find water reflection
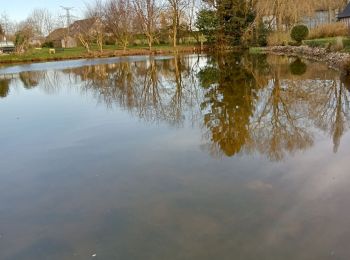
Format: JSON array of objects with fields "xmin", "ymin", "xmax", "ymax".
[
  {"xmin": 0, "ymin": 78, "xmax": 10, "ymax": 97},
  {"xmin": 2, "ymin": 54, "xmax": 350, "ymax": 160}
]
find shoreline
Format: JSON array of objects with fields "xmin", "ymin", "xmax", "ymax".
[
  {"xmin": 0, "ymin": 46, "xmax": 206, "ymax": 66},
  {"xmin": 258, "ymin": 46, "xmax": 350, "ymax": 72}
]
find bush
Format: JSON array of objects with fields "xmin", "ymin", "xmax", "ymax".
[
  {"xmin": 291, "ymin": 25, "xmax": 309, "ymax": 43},
  {"xmin": 256, "ymin": 23, "xmax": 269, "ymax": 46},
  {"xmin": 42, "ymin": 41, "xmax": 54, "ymax": 48},
  {"xmin": 331, "ymin": 37, "xmax": 344, "ymax": 51},
  {"xmin": 308, "ymin": 22, "xmax": 348, "ymax": 39}
]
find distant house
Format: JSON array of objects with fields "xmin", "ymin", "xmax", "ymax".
[
  {"xmin": 69, "ymin": 18, "xmax": 102, "ymax": 37},
  {"xmin": 0, "ymin": 41, "xmax": 15, "ymax": 53},
  {"xmin": 46, "ymin": 28, "xmax": 77, "ymax": 48},
  {"xmin": 29, "ymin": 36, "xmax": 45, "ymax": 47},
  {"xmin": 264, "ymin": 9, "xmax": 339, "ymax": 31},
  {"xmin": 303, "ymin": 9, "xmax": 338, "ymax": 29},
  {"xmin": 45, "ymin": 18, "xmax": 103, "ymax": 49},
  {"xmin": 338, "ymin": 3, "xmax": 350, "ymax": 26}
]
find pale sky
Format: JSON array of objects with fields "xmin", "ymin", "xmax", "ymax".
[{"xmin": 1, "ymin": 0, "xmax": 86, "ymax": 22}]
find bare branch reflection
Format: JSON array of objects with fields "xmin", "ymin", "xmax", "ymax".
[{"xmin": 3, "ymin": 54, "xmax": 350, "ymax": 160}]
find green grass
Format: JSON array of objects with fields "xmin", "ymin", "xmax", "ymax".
[
  {"xmin": 303, "ymin": 37, "xmax": 350, "ymax": 51},
  {"xmin": 0, "ymin": 44, "xmax": 198, "ymax": 64},
  {"xmin": 0, "ymin": 47, "xmax": 88, "ymax": 63},
  {"xmin": 249, "ymin": 47, "xmax": 264, "ymax": 54}
]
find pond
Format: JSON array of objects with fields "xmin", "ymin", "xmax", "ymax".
[{"xmin": 1, "ymin": 53, "xmax": 350, "ymax": 259}]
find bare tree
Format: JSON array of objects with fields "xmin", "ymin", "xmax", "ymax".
[
  {"xmin": 254, "ymin": 0, "xmax": 347, "ymax": 31},
  {"xmin": 26, "ymin": 9, "xmax": 58, "ymax": 36},
  {"xmin": 133, "ymin": 0, "xmax": 161, "ymax": 50},
  {"xmin": 166, "ymin": 0, "xmax": 188, "ymax": 47},
  {"xmin": 15, "ymin": 21, "xmax": 35, "ymax": 53},
  {"xmin": 0, "ymin": 12, "xmax": 16, "ymax": 39},
  {"xmin": 84, "ymin": 1, "xmax": 106, "ymax": 52},
  {"xmin": 103, "ymin": 0, "xmax": 134, "ymax": 51}
]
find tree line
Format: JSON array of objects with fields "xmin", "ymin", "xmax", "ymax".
[{"xmin": 0, "ymin": 0, "xmax": 348, "ymax": 51}]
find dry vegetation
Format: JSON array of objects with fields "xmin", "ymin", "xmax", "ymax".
[
  {"xmin": 267, "ymin": 31, "xmax": 291, "ymax": 46},
  {"xmin": 308, "ymin": 22, "xmax": 349, "ymax": 39}
]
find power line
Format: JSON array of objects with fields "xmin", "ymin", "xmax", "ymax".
[{"xmin": 60, "ymin": 6, "xmax": 74, "ymax": 28}]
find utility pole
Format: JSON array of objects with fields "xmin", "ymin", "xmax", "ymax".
[
  {"xmin": 60, "ymin": 6, "xmax": 74, "ymax": 48},
  {"xmin": 60, "ymin": 6, "xmax": 74, "ymax": 28}
]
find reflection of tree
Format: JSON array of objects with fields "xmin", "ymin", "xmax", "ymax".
[
  {"xmin": 0, "ymin": 78, "xmax": 10, "ymax": 98},
  {"xmin": 64, "ymin": 55, "xmax": 204, "ymax": 126},
  {"xmin": 18, "ymin": 72, "xmax": 44, "ymax": 88},
  {"xmin": 199, "ymin": 54, "xmax": 349, "ymax": 160},
  {"xmin": 3, "ymin": 54, "xmax": 350, "ymax": 160},
  {"xmin": 251, "ymin": 67, "xmax": 313, "ymax": 161},
  {"xmin": 309, "ymin": 76, "xmax": 350, "ymax": 153},
  {"xmin": 199, "ymin": 53, "xmax": 258, "ymax": 157},
  {"xmin": 289, "ymin": 58, "xmax": 307, "ymax": 76}
]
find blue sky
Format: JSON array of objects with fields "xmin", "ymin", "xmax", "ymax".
[{"xmin": 2, "ymin": 0, "xmax": 86, "ymax": 22}]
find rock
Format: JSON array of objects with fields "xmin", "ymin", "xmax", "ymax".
[{"xmin": 260, "ymin": 45, "xmax": 350, "ymax": 72}]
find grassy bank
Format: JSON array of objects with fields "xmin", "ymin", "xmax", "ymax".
[
  {"xmin": 303, "ymin": 37, "xmax": 350, "ymax": 52},
  {"xmin": 249, "ymin": 47, "xmax": 264, "ymax": 54},
  {"xmin": 0, "ymin": 44, "xmax": 202, "ymax": 64}
]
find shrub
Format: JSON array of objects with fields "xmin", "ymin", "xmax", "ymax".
[
  {"xmin": 257, "ymin": 23, "xmax": 269, "ymax": 46},
  {"xmin": 308, "ymin": 22, "xmax": 348, "ymax": 39},
  {"xmin": 331, "ymin": 37, "xmax": 344, "ymax": 51},
  {"xmin": 42, "ymin": 41, "xmax": 54, "ymax": 48},
  {"xmin": 291, "ymin": 25, "xmax": 309, "ymax": 43}
]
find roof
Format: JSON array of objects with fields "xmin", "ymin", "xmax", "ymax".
[
  {"xmin": 46, "ymin": 28, "xmax": 67, "ymax": 41},
  {"xmin": 68, "ymin": 18, "xmax": 99, "ymax": 35},
  {"xmin": 46, "ymin": 18, "xmax": 101, "ymax": 41},
  {"xmin": 339, "ymin": 3, "xmax": 350, "ymax": 19}
]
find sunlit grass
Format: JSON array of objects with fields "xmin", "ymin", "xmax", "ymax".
[{"xmin": 0, "ymin": 44, "xmax": 198, "ymax": 63}]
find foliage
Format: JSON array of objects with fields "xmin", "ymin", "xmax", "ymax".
[
  {"xmin": 331, "ymin": 37, "xmax": 344, "ymax": 52},
  {"xmin": 291, "ymin": 25, "xmax": 309, "ymax": 43},
  {"xmin": 197, "ymin": 0, "xmax": 255, "ymax": 46},
  {"xmin": 252, "ymin": 22, "xmax": 269, "ymax": 46},
  {"xmin": 195, "ymin": 9, "xmax": 219, "ymax": 44},
  {"xmin": 42, "ymin": 41, "xmax": 54, "ymax": 48},
  {"xmin": 0, "ymin": 79, "xmax": 10, "ymax": 98},
  {"xmin": 217, "ymin": 0, "xmax": 255, "ymax": 46},
  {"xmin": 308, "ymin": 22, "xmax": 348, "ymax": 39},
  {"xmin": 249, "ymin": 47, "xmax": 263, "ymax": 54},
  {"xmin": 198, "ymin": 53, "xmax": 260, "ymax": 156}
]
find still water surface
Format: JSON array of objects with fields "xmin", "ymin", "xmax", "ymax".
[{"xmin": 1, "ymin": 53, "xmax": 350, "ymax": 259}]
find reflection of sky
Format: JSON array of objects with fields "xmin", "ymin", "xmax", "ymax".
[
  {"xmin": 1, "ymin": 56, "xmax": 350, "ymax": 259},
  {"xmin": 0, "ymin": 56, "xmax": 174, "ymax": 75}
]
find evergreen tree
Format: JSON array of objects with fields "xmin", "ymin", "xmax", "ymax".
[
  {"xmin": 197, "ymin": 0, "xmax": 255, "ymax": 47},
  {"xmin": 217, "ymin": 0, "xmax": 255, "ymax": 46}
]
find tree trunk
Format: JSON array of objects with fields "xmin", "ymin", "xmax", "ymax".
[
  {"xmin": 148, "ymin": 37, "xmax": 152, "ymax": 51},
  {"xmin": 123, "ymin": 40, "xmax": 128, "ymax": 52},
  {"xmin": 173, "ymin": 11, "xmax": 177, "ymax": 48}
]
